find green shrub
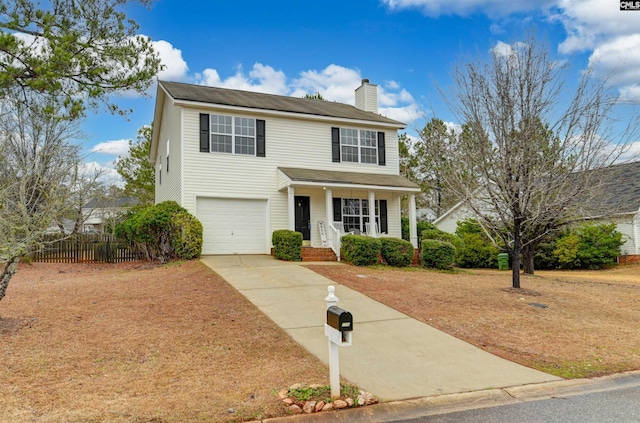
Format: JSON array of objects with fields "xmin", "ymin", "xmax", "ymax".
[
  {"xmin": 421, "ymin": 239, "xmax": 456, "ymax": 270},
  {"xmin": 341, "ymin": 235, "xmax": 381, "ymax": 266},
  {"xmin": 172, "ymin": 211, "xmax": 203, "ymax": 260},
  {"xmin": 455, "ymin": 233, "xmax": 499, "ymax": 268},
  {"xmin": 534, "ymin": 235, "xmax": 562, "ymax": 270},
  {"xmin": 115, "ymin": 201, "xmax": 203, "ymax": 262},
  {"xmin": 380, "ymin": 237, "xmax": 415, "ymax": 267},
  {"xmin": 272, "ymin": 230, "xmax": 302, "ymax": 261},
  {"xmin": 420, "ymin": 228, "xmax": 462, "ymax": 251},
  {"xmin": 401, "ymin": 217, "xmax": 435, "ymax": 245},
  {"xmin": 454, "ymin": 219, "xmax": 499, "ymax": 268},
  {"xmin": 554, "ymin": 223, "xmax": 623, "ymax": 270}
]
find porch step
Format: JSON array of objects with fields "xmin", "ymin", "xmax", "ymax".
[{"xmin": 302, "ymin": 247, "xmax": 338, "ymax": 262}]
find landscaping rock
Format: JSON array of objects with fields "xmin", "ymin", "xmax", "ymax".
[
  {"xmin": 322, "ymin": 403, "xmax": 334, "ymax": 411},
  {"xmin": 277, "ymin": 389, "xmax": 288, "ymax": 399},
  {"xmin": 282, "ymin": 398, "xmax": 294, "ymax": 405},
  {"xmin": 315, "ymin": 400, "xmax": 325, "ymax": 412},
  {"xmin": 334, "ymin": 400, "xmax": 348, "ymax": 409},
  {"xmin": 303, "ymin": 401, "xmax": 317, "ymax": 414},
  {"xmin": 346, "ymin": 398, "xmax": 354, "ymax": 407},
  {"xmin": 289, "ymin": 405, "xmax": 302, "ymax": 414}
]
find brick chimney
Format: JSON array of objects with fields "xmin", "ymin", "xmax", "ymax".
[{"xmin": 355, "ymin": 79, "xmax": 378, "ymax": 113}]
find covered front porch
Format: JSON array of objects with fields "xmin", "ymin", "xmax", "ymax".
[{"xmin": 278, "ymin": 167, "xmax": 421, "ymax": 261}]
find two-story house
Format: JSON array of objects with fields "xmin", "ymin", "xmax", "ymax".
[{"xmin": 150, "ymin": 79, "xmax": 420, "ymax": 259}]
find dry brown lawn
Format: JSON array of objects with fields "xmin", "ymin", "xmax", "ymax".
[
  {"xmin": 2, "ymin": 260, "xmax": 639, "ymax": 422},
  {"xmin": 306, "ymin": 263, "xmax": 640, "ymax": 379},
  {"xmin": 0, "ymin": 261, "xmax": 328, "ymax": 423}
]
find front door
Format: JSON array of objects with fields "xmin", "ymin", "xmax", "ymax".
[{"xmin": 294, "ymin": 196, "xmax": 311, "ymax": 244}]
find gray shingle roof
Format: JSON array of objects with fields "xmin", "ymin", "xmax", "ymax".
[
  {"xmin": 159, "ymin": 80, "xmax": 405, "ymax": 127},
  {"xmin": 83, "ymin": 197, "xmax": 139, "ymax": 209},
  {"xmin": 598, "ymin": 161, "xmax": 640, "ymax": 214},
  {"xmin": 279, "ymin": 167, "xmax": 420, "ymax": 190}
]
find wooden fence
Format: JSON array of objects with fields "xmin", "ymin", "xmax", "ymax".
[{"xmin": 31, "ymin": 234, "xmax": 139, "ymax": 264}]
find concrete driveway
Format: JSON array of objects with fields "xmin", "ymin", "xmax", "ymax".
[{"xmin": 201, "ymin": 255, "xmax": 561, "ymax": 401}]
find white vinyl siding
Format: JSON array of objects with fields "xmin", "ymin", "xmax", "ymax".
[
  {"xmin": 154, "ymin": 100, "xmax": 182, "ymax": 204},
  {"xmin": 178, "ymin": 107, "xmax": 403, "ymax": 248}
]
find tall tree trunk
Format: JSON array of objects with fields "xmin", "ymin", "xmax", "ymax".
[
  {"xmin": 512, "ymin": 226, "xmax": 522, "ymax": 289},
  {"xmin": 522, "ymin": 244, "xmax": 535, "ymax": 275},
  {"xmin": 0, "ymin": 258, "xmax": 19, "ymax": 304}
]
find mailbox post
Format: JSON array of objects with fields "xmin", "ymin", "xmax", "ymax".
[{"xmin": 324, "ymin": 285, "xmax": 353, "ymax": 399}]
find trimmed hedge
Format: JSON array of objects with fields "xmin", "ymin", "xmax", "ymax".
[
  {"xmin": 421, "ymin": 239, "xmax": 456, "ymax": 270},
  {"xmin": 342, "ymin": 235, "xmax": 381, "ymax": 266},
  {"xmin": 380, "ymin": 237, "xmax": 415, "ymax": 267},
  {"xmin": 272, "ymin": 230, "xmax": 302, "ymax": 261},
  {"xmin": 421, "ymin": 228, "xmax": 463, "ymax": 251}
]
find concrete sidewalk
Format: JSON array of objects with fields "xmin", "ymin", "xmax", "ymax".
[{"xmin": 200, "ymin": 255, "xmax": 561, "ymax": 402}]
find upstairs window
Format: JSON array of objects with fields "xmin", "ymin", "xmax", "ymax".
[
  {"xmin": 340, "ymin": 128, "xmax": 377, "ymax": 164},
  {"xmin": 200, "ymin": 113, "xmax": 265, "ymax": 157},
  {"xmin": 332, "ymin": 127, "xmax": 385, "ymax": 165}
]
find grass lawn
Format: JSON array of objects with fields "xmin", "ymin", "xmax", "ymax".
[
  {"xmin": 1, "ymin": 259, "xmax": 639, "ymax": 422},
  {"xmin": 0, "ymin": 261, "xmax": 328, "ymax": 423}
]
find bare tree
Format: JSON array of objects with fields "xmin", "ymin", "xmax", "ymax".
[
  {"xmin": 440, "ymin": 34, "xmax": 639, "ymax": 288},
  {"xmin": 0, "ymin": 93, "xmax": 84, "ymax": 304}
]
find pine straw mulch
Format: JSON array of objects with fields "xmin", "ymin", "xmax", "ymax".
[
  {"xmin": 0, "ymin": 260, "xmax": 328, "ymax": 423},
  {"xmin": 305, "ymin": 263, "xmax": 640, "ymax": 379}
]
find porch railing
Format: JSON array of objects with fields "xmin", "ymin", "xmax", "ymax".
[{"xmin": 327, "ymin": 223, "xmax": 342, "ymax": 261}]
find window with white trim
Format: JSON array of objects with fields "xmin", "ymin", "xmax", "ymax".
[
  {"xmin": 340, "ymin": 128, "xmax": 377, "ymax": 164},
  {"xmin": 209, "ymin": 114, "xmax": 255, "ymax": 155},
  {"xmin": 342, "ymin": 198, "xmax": 380, "ymax": 233}
]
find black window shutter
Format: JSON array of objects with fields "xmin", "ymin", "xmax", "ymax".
[
  {"xmin": 256, "ymin": 119, "xmax": 266, "ymax": 157},
  {"xmin": 331, "ymin": 127, "xmax": 340, "ymax": 162},
  {"xmin": 379, "ymin": 200, "xmax": 388, "ymax": 233},
  {"xmin": 332, "ymin": 198, "xmax": 342, "ymax": 222},
  {"xmin": 199, "ymin": 114, "xmax": 210, "ymax": 152},
  {"xmin": 377, "ymin": 132, "xmax": 386, "ymax": 166}
]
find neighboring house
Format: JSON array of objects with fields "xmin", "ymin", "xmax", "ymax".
[
  {"xmin": 45, "ymin": 218, "xmax": 76, "ymax": 235},
  {"xmin": 82, "ymin": 197, "xmax": 139, "ymax": 234},
  {"xmin": 150, "ymin": 79, "xmax": 421, "ymax": 258},
  {"xmin": 433, "ymin": 161, "xmax": 640, "ymax": 261}
]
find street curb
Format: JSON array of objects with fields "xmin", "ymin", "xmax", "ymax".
[{"xmin": 262, "ymin": 371, "xmax": 640, "ymax": 423}]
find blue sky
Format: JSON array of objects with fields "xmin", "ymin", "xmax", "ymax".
[{"xmin": 84, "ymin": 0, "xmax": 640, "ymax": 183}]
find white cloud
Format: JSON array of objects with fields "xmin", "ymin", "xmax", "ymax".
[
  {"xmin": 292, "ymin": 64, "xmax": 363, "ymax": 104},
  {"xmin": 618, "ymin": 85, "xmax": 640, "ymax": 103},
  {"xmin": 189, "ymin": 61, "xmax": 422, "ymax": 125},
  {"xmin": 195, "ymin": 63, "xmax": 288, "ymax": 95},
  {"xmin": 153, "ymin": 39, "xmax": 189, "ymax": 81},
  {"xmin": 382, "ymin": 0, "xmax": 556, "ymax": 17},
  {"xmin": 552, "ymin": 0, "xmax": 639, "ymax": 54},
  {"xmin": 385, "ymin": 80, "xmax": 401, "ymax": 90},
  {"xmin": 381, "ymin": 1, "xmax": 640, "ymax": 102},
  {"xmin": 588, "ymin": 34, "xmax": 640, "ymax": 92},
  {"xmin": 91, "ymin": 139, "xmax": 130, "ymax": 156}
]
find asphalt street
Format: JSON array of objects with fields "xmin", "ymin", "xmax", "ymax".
[{"xmin": 393, "ymin": 384, "xmax": 640, "ymax": 423}]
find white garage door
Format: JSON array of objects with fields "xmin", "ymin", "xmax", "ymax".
[{"xmin": 196, "ymin": 198, "xmax": 268, "ymax": 255}]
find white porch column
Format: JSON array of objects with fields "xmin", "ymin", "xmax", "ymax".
[
  {"xmin": 409, "ymin": 194, "xmax": 418, "ymax": 248},
  {"xmin": 325, "ymin": 188, "xmax": 333, "ymax": 244},
  {"xmin": 288, "ymin": 186, "xmax": 295, "ymax": 231},
  {"xmin": 368, "ymin": 191, "xmax": 377, "ymax": 237},
  {"xmin": 325, "ymin": 188, "xmax": 333, "ymax": 226}
]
